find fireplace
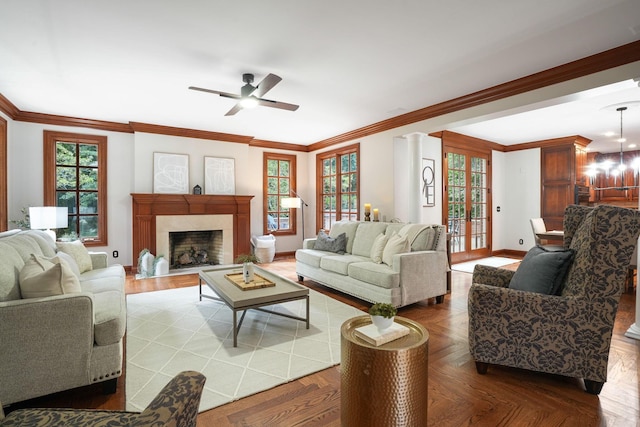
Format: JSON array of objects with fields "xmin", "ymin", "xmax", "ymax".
[
  {"xmin": 156, "ymin": 214, "xmax": 234, "ymax": 267},
  {"xmin": 169, "ymin": 230, "xmax": 223, "ymax": 269},
  {"xmin": 131, "ymin": 194, "xmax": 253, "ymax": 274}
]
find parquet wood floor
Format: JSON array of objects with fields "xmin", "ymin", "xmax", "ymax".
[{"xmin": 6, "ymin": 258, "xmax": 639, "ymax": 426}]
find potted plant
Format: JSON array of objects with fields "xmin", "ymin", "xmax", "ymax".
[
  {"xmin": 369, "ymin": 302, "xmax": 397, "ymax": 331},
  {"xmin": 235, "ymin": 253, "xmax": 259, "ymax": 283}
]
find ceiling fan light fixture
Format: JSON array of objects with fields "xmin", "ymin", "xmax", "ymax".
[{"xmin": 240, "ymin": 96, "xmax": 259, "ymax": 109}]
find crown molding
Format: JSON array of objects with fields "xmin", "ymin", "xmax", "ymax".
[
  {"xmin": 250, "ymin": 139, "xmax": 309, "ymax": 152},
  {"xmin": 437, "ymin": 130, "xmax": 504, "ymax": 153},
  {"xmin": 128, "ymin": 121, "xmax": 253, "ymax": 143},
  {"xmin": 0, "ymin": 94, "xmax": 20, "ymax": 119},
  {"xmin": 14, "ymin": 110, "xmax": 133, "ymax": 133},
  {"xmin": 309, "ymin": 40, "xmax": 640, "ymax": 152},
  {"xmin": 503, "ymin": 135, "xmax": 592, "ymax": 152}
]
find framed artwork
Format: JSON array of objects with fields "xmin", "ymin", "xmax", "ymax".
[
  {"xmin": 153, "ymin": 152, "xmax": 189, "ymax": 194},
  {"xmin": 204, "ymin": 157, "xmax": 236, "ymax": 195},
  {"xmin": 421, "ymin": 158, "xmax": 436, "ymax": 207}
]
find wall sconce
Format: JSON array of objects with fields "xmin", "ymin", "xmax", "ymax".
[{"xmin": 29, "ymin": 206, "xmax": 68, "ymax": 243}]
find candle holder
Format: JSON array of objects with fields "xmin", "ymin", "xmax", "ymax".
[{"xmin": 364, "ymin": 203, "xmax": 371, "ymax": 221}]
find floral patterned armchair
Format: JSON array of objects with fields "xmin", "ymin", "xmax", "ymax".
[
  {"xmin": 0, "ymin": 371, "xmax": 205, "ymax": 426},
  {"xmin": 468, "ymin": 204, "xmax": 640, "ymax": 394}
]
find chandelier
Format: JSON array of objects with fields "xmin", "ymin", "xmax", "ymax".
[{"xmin": 587, "ymin": 106, "xmax": 640, "ymax": 190}]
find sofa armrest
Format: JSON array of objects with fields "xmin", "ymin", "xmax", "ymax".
[
  {"xmin": 471, "ymin": 264, "xmax": 514, "ymax": 288},
  {"xmin": 0, "ymin": 294, "xmax": 95, "ymax": 405},
  {"xmin": 89, "ymin": 251, "xmax": 108, "ymax": 269},
  {"xmin": 302, "ymin": 238, "xmax": 317, "ymax": 250},
  {"xmin": 393, "ymin": 250, "xmax": 447, "ymax": 305}
]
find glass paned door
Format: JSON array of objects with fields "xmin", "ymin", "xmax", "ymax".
[{"xmin": 445, "ymin": 149, "xmax": 491, "ymax": 263}]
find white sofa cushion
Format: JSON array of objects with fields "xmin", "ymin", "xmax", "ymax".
[
  {"xmin": 351, "ymin": 222, "xmax": 388, "ymax": 257},
  {"xmin": 19, "ymin": 254, "xmax": 81, "ymax": 298},
  {"xmin": 296, "ymin": 249, "xmax": 332, "ymax": 268},
  {"xmin": 320, "ymin": 254, "xmax": 369, "ymax": 275},
  {"xmin": 0, "ymin": 242, "xmax": 25, "ymax": 301},
  {"xmin": 328, "ymin": 221, "xmax": 360, "ymax": 254},
  {"xmin": 57, "ymin": 240, "xmax": 93, "ymax": 273},
  {"xmin": 382, "ymin": 233, "xmax": 410, "ymax": 267},
  {"xmin": 348, "ymin": 261, "xmax": 400, "ymax": 289},
  {"xmin": 370, "ymin": 233, "xmax": 389, "ymax": 264},
  {"xmin": 53, "ymin": 251, "xmax": 81, "ymax": 277},
  {"xmin": 399, "ymin": 224, "xmax": 439, "ymax": 251}
]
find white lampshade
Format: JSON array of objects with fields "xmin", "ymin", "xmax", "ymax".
[
  {"xmin": 29, "ymin": 207, "xmax": 68, "ymax": 242},
  {"xmin": 281, "ymin": 197, "xmax": 302, "ymax": 209}
]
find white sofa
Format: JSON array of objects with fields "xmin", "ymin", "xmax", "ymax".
[
  {"xmin": 0, "ymin": 229, "xmax": 126, "ymax": 406},
  {"xmin": 295, "ymin": 221, "xmax": 448, "ymax": 307}
]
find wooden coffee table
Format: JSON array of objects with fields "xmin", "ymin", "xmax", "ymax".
[{"xmin": 198, "ymin": 265, "xmax": 310, "ymax": 347}]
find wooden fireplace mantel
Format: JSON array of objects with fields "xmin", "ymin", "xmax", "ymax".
[{"xmin": 131, "ymin": 193, "xmax": 253, "ymax": 272}]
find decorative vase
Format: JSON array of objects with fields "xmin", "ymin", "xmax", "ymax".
[
  {"xmin": 154, "ymin": 257, "xmax": 169, "ymax": 276},
  {"xmin": 140, "ymin": 252, "xmax": 155, "ymax": 278},
  {"xmin": 371, "ymin": 315, "xmax": 394, "ymax": 331},
  {"xmin": 243, "ymin": 262, "xmax": 255, "ymax": 283}
]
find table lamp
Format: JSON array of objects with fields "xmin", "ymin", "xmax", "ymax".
[{"xmin": 29, "ymin": 206, "xmax": 69, "ymax": 243}]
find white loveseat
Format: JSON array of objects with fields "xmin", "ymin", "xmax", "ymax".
[
  {"xmin": 0, "ymin": 229, "xmax": 126, "ymax": 406},
  {"xmin": 295, "ymin": 221, "xmax": 448, "ymax": 307}
]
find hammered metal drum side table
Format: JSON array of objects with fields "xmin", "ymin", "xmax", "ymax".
[{"xmin": 341, "ymin": 315, "xmax": 429, "ymax": 427}]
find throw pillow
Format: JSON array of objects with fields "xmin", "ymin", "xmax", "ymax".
[
  {"xmin": 370, "ymin": 233, "xmax": 389, "ymax": 264},
  {"xmin": 19, "ymin": 254, "xmax": 82, "ymax": 299},
  {"xmin": 51, "ymin": 251, "xmax": 81, "ymax": 278},
  {"xmin": 314, "ymin": 230, "xmax": 347, "ymax": 254},
  {"xmin": 57, "ymin": 240, "xmax": 92, "ymax": 273},
  {"xmin": 509, "ymin": 245, "xmax": 575, "ymax": 295},
  {"xmin": 382, "ymin": 233, "xmax": 410, "ymax": 267}
]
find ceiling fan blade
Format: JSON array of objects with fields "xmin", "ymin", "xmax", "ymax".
[
  {"xmin": 188, "ymin": 86, "xmax": 240, "ymax": 99},
  {"xmin": 257, "ymin": 98, "xmax": 299, "ymax": 111},
  {"xmin": 225, "ymin": 103, "xmax": 243, "ymax": 116},
  {"xmin": 254, "ymin": 74, "xmax": 282, "ymax": 98}
]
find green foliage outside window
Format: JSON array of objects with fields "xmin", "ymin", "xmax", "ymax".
[{"xmin": 56, "ymin": 142, "xmax": 99, "ymax": 240}]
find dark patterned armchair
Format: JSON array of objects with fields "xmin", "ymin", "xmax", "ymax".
[
  {"xmin": 0, "ymin": 371, "xmax": 205, "ymax": 426},
  {"xmin": 468, "ymin": 205, "xmax": 640, "ymax": 394}
]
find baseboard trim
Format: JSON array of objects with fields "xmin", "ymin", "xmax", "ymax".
[{"xmin": 492, "ymin": 249, "xmax": 526, "ymax": 258}]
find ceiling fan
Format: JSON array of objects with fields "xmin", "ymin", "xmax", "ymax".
[{"xmin": 189, "ymin": 73, "xmax": 299, "ymax": 116}]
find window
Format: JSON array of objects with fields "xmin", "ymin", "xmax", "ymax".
[
  {"xmin": 316, "ymin": 143, "xmax": 359, "ymax": 231},
  {"xmin": 44, "ymin": 131, "xmax": 108, "ymax": 246},
  {"xmin": 264, "ymin": 152, "xmax": 296, "ymax": 235}
]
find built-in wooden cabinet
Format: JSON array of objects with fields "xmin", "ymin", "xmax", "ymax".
[{"xmin": 540, "ymin": 136, "xmax": 590, "ymax": 230}]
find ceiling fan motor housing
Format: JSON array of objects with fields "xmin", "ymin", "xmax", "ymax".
[{"xmin": 241, "ymin": 73, "xmax": 256, "ymax": 97}]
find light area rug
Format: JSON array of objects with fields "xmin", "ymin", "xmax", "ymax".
[
  {"xmin": 451, "ymin": 257, "xmax": 519, "ymax": 274},
  {"xmin": 125, "ymin": 285, "xmax": 363, "ymax": 413}
]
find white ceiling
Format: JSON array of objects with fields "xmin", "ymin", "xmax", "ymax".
[{"xmin": 1, "ymin": 0, "xmax": 639, "ymax": 148}]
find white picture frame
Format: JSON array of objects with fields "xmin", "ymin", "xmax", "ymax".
[
  {"xmin": 153, "ymin": 152, "xmax": 189, "ymax": 194},
  {"xmin": 204, "ymin": 156, "xmax": 236, "ymax": 195}
]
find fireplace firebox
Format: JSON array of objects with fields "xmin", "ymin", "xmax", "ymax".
[{"xmin": 169, "ymin": 230, "xmax": 223, "ymax": 269}]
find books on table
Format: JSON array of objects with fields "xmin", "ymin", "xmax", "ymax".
[{"xmin": 354, "ymin": 321, "xmax": 410, "ymax": 346}]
